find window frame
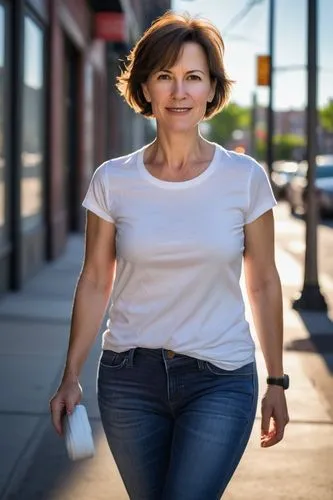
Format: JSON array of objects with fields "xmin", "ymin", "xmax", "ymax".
[
  {"xmin": 0, "ymin": 0, "xmax": 11, "ymax": 253},
  {"xmin": 20, "ymin": 6, "xmax": 47, "ymax": 231}
]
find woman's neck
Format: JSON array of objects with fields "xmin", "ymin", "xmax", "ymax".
[{"xmin": 145, "ymin": 129, "xmax": 213, "ymax": 171}]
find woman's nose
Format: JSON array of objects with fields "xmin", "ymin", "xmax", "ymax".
[{"xmin": 171, "ymin": 80, "xmax": 186, "ymax": 99}]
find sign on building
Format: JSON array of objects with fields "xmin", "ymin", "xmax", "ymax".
[{"xmin": 94, "ymin": 12, "xmax": 127, "ymax": 42}]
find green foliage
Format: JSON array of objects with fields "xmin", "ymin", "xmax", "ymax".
[
  {"xmin": 256, "ymin": 139, "xmax": 266, "ymax": 161},
  {"xmin": 320, "ymin": 101, "xmax": 333, "ymax": 132},
  {"xmin": 208, "ymin": 102, "xmax": 307, "ymax": 161},
  {"xmin": 256, "ymin": 134, "xmax": 305, "ymax": 161},
  {"xmin": 273, "ymin": 134, "xmax": 305, "ymax": 160},
  {"xmin": 208, "ymin": 103, "xmax": 250, "ymax": 145}
]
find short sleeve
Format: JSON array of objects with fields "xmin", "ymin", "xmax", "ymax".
[
  {"xmin": 245, "ymin": 160, "xmax": 277, "ymax": 224},
  {"xmin": 82, "ymin": 163, "xmax": 115, "ymax": 223}
]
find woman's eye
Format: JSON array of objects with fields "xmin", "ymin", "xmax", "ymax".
[
  {"xmin": 188, "ymin": 74, "xmax": 201, "ymax": 80},
  {"xmin": 157, "ymin": 74, "xmax": 170, "ymax": 80}
]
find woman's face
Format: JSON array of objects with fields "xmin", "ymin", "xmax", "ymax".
[{"xmin": 142, "ymin": 42, "xmax": 216, "ymax": 132}]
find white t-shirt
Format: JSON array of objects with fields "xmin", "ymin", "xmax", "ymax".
[{"xmin": 82, "ymin": 143, "xmax": 276, "ymax": 370}]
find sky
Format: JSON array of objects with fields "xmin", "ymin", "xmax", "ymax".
[{"xmin": 172, "ymin": 0, "xmax": 333, "ymax": 110}]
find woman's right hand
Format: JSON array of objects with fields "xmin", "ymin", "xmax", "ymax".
[{"xmin": 49, "ymin": 378, "xmax": 82, "ymax": 436}]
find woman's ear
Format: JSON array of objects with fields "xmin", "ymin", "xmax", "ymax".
[
  {"xmin": 208, "ymin": 79, "xmax": 217, "ymax": 103},
  {"xmin": 142, "ymin": 83, "xmax": 151, "ymax": 102}
]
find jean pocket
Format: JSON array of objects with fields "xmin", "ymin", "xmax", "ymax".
[
  {"xmin": 99, "ymin": 349, "xmax": 130, "ymax": 370},
  {"xmin": 205, "ymin": 361, "xmax": 255, "ymax": 377}
]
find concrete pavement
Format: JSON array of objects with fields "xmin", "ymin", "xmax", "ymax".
[{"xmin": 0, "ymin": 204, "xmax": 333, "ymax": 499}]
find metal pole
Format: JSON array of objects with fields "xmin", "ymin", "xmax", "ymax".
[
  {"xmin": 293, "ymin": 0, "xmax": 327, "ymax": 311},
  {"xmin": 250, "ymin": 91, "xmax": 257, "ymax": 157},
  {"xmin": 266, "ymin": 0, "xmax": 274, "ymax": 178}
]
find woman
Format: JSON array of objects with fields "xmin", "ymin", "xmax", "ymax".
[{"xmin": 50, "ymin": 11, "xmax": 289, "ymax": 499}]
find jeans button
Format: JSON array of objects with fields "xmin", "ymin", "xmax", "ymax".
[{"xmin": 166, "ymin": 350, "xmax": 175, "ymax": 359}]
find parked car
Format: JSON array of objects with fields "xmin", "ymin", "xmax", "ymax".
[
  {"xmin": 271, "ymin": 161, "xmax": 298, "ymax": 199},
  {"xmin": 286, "ymin": 156, "xmax": 333, "ymax": 217},
  {"xmin": 315, "ymin": 177, "xmax": 333, "ymax": 216}
]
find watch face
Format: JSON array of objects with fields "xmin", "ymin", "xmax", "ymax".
[{"xmin": 283, "ymin": 374, "xmax": 290, "ymax": 389}]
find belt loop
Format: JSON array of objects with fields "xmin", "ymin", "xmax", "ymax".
[
  {"xmin": 197, "ymin": 358, "xmax": 205, "ymax": 371},
  {"xmin": 127, "ymin": 348, "xmax": 136, "ymax": 367}
]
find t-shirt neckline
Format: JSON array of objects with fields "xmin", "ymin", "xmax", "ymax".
[{"xmin": 137, "ymin": 143, "xmax": 219, "ymax": 189}]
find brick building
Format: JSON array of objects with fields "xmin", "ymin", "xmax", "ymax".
[{"xmin": 0, "ymin": 0, "xmax": 170, "ymax": 293}]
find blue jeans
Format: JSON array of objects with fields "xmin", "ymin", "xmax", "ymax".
[{"xmin": 97, "ymin": 348, "xmax": 258, "ymax": 500}]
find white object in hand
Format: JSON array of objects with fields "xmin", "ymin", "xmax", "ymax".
[{"xmin": 64, "ymin": 404, "xmax": 95, "ymax": 461}]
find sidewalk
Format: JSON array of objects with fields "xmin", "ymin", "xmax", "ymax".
[{"xmin": 0, "ymin": 220, "xmax": 333, "ymax": 499}]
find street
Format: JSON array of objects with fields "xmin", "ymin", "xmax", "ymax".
[{"xmin": 0, "ymin": 202, "xmax": 333, "ymax": 500}]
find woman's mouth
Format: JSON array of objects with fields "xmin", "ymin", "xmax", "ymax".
[{"xmin": 165, "ymin": 107, "xmax": 192, "ymax": 113}]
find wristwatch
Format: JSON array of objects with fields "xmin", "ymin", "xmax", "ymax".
[{"xmin": 267, "ymin": 374, "xmax": 289, "ymax": 390}]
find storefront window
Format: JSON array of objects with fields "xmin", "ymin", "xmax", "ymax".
[
  {"xmin": 21, "ymin": 16, "xmax": 44, "ymax": 229},
  {"xmin": 0, "ymin": 4, "xmax": 6, "ymax": 237}
]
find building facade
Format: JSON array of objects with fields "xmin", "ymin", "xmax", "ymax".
[{"xmin": 0, "ymin": 0, "xmax": 170, "ymax": 294}]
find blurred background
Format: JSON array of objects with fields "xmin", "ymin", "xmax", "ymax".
[
  {"xmin": 0, "ymin": 1, "xmax": 333, "ymax": 499},
  {"xmin": 0, "ymin": 0, "xmax": 332, "ymax": 292}
]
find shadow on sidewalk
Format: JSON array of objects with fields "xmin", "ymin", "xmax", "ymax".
[
  {"xmin": 285, "ymin": 310, "xmax": 333, "ymax": 374},
  {"xmin": 4, "ymin": 421, "xmax": 105, "ymax": 500}
]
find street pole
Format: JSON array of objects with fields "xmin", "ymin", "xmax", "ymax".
[
  {"xmin": 266, "ymin": 0, "xmax": 274, "ymax": 178},
  {"xmin": 293, "ymin": 0, "xmax": 327, "ymax": 311},
  {"xmin": 250, "ymin": 91, "xmax": 257, "ymax": 157}
]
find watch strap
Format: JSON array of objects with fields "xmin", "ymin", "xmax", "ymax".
[{"xmin": 267, "ymin": 374, "xmax": 289, "ymax": 389}]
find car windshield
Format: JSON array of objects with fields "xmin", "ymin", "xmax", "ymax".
[
  {"xmin": 295, "ymin": 163, "xmax": 333, "ymax": 178},
  {"xmin": 316, "ymin": 165, "xmax": 333, "ymax": 178}
]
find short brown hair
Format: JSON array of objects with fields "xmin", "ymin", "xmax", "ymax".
[{"xmin": 116, "ymin": 11, "xmax": 233, "ymax": 119}]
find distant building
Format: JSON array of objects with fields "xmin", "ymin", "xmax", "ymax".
[
  {"xmin": 253, "ymin": 105, "xmax": 333, "ymax": 159},
  {"xmin": 275, "ymin": 110, "xmax": 305, "ymax": 137}
]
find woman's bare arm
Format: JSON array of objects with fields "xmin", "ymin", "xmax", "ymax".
[
  {"xmin": 50, "ymin": 210, "xmax": 116, "ymax": 434},
  {"xmin": 244, "ymin": 209, "xmax": 289, "ymax": 447}
]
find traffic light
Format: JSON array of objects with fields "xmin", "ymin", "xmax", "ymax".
[{"xmin": 257, "ymin": 55, "xmax": 271, "ymax": 86}]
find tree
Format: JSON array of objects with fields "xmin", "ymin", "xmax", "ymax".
[
  {"xmin": 320, "ymin": 100, "xmax": 333, "ymax": 132},
  {"xmin": 273, "ymin": 134, "xmax": 305, "ymax": 160},
  {"xmin": 208, "ymin": 103, "xmax": 250, "ymax": 145},
  {"xmin": 256, "ymin": 134, "xmax": 305, "ymax": 161}
]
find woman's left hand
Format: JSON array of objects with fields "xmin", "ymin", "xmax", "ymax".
[{"xmin": 261, "ymin": 386, "xmax": 289, "ymax": 448}]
